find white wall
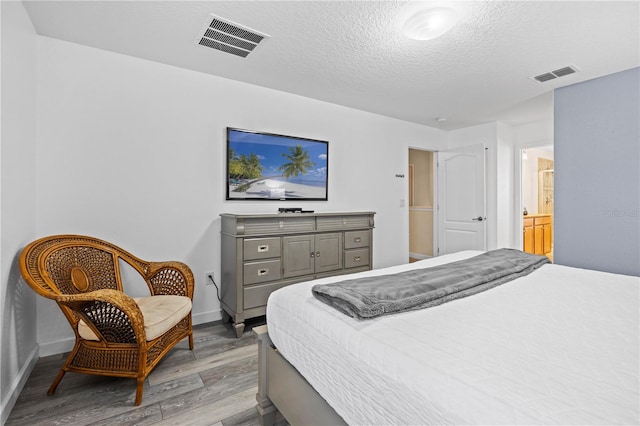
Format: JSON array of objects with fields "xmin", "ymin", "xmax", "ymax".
[
  {"xmin": 514, "ymin": 118, "xmax": 553, "ymax": 145},
  {"xmin": 495, "ymin": 122, "xmax": 514, "ymax": 248},
  {"xmin": 1, "ymin": 1, "xmax": 39, "ymax": 422},
  {"xmin": 35, "ymin": 36, "xmax": 447, "ymax": 355},
  {"xmin": 554, "ymin": 67, "xmax": 639, "ymax": 276}
]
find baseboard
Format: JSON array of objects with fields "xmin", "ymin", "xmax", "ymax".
[
  {"xmin": 409, "ymin": 253, "xmax": 432, "ymax": 260},
  {"xmin": 1, "ymin": 345, "xmax": 39, "ymax": 425},
  {"xmin": 38, "ymin": 336, "xmax": 75, "ymax": 357},
  {"xmin": 193, "ymin": 308, "xmax": 222, "ymax": 326}
]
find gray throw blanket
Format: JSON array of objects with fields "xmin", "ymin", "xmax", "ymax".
[{"xmin": 312, "ymin": 248, "xmax": 550, "ymax": 319}]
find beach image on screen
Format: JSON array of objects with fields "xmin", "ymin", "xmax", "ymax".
[{"xmin": 227, "ymin": 129, "xmax": 328, "ymax": 200}]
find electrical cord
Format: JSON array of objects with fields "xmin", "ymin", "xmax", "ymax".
[{"xmin": 208, "ymin": 274, "xmax": 221, "ymax": 301}]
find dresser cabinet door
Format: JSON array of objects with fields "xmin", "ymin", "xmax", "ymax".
[
  {"xmin": 282, "ymin": 235, "xmax": 315, "ymax": 278},
  {"xmin": 314, "ymin": 232, "xmax": 343, "ymax": 273},
  {"xmin": 283, "ymin": 233, "xmax": 344, "ymax": 277}
]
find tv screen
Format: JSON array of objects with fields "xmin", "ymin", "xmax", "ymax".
[{"xmin": 226, "ymin": 128, "xmax": 328, "ymax": 201}]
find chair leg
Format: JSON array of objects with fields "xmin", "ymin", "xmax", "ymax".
[
  {"xmin": 135, "ymin": 378, "xmax": 145, "ymax": 406},
  {"xmin": 188, "ymin": 332, "xmax": 194, "ymax": 350},
  {"xmin": 47, "ymin": 368, "xmax": 66, "ymax": 395}
]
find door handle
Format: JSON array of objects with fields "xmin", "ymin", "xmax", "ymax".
[{"xmin": 472, "ymin": 216, "xmax": 485, "ymax": 222}]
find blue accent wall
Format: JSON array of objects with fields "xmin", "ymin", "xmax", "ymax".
[{"xmin": 554, "ymin": 67, "xmax": 639, "ymax": 276}]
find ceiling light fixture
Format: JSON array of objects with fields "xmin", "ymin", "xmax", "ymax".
[{"xmin": 402, "ymin": 8, "xmax": 459, "ymax": 41}]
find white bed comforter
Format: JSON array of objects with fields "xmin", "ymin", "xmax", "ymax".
[{"xmin": 267, "ymin": 251, "xmax": 640, "ymax": 425}]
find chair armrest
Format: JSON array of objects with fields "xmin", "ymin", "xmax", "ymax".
[
  {"xmin": 145, "ymin": 261, "xmax": 194, "ymax": 299},
  {"xmin": 56, "ymin": 289, "xmax": 146, "ymax": 344}
]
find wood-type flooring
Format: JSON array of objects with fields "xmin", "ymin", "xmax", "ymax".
[{"xmin": 5, "ymin": 318, "xmax": 282, "ymax": 426}]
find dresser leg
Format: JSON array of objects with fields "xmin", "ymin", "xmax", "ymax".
[{"xmin": 233, "ymin": 322, "xmax": 245, "ymax": 338}]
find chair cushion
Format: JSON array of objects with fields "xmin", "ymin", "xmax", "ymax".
[{"xmin": 78, "ymin": 295, "xmax": 192, "ymax": 341}]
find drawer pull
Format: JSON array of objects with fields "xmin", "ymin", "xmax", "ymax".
[
  {"xmin": 258, "ymin": 245, "xmax": 269, "ymax": 252},
  {"xmin": 353, "ymin": 256, "xmax": 361, "ymax": 262},
  {"xmin": 257, "ymin": 268, "xmax": 269, "ymax": 276},
  {"xmin": 353, "ymin": 237, "xmax": 362, "ymax": 243}
]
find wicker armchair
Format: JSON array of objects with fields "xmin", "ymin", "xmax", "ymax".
[{"xmin": 19, "ymin": 234, "xmax": 195, "ymax": 406}]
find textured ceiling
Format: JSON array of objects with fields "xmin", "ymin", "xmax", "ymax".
[{"xmin": 22, "ymin": 1, "xmax": 639, "ymax": 130}]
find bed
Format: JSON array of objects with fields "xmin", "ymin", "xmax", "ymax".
[{"xmin": 254, "ymin": 250, "xmax": 639, "ymax": 425}]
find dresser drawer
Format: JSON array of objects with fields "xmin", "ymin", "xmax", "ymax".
[
  {"xmin": 244, "ymin": 237, "xmax": 281, "ymax": 261},
  {"xmin": 345, "ymin": 248, "xmax": 370, "ymax": 269},
  {"xmin": 242, "ymin": 217, "xmax": 315, "ymax": 235},
  {"xmin": 243, "ymin": 260, "xmax": 282, "ymax": 285},
  {"xmin": 244, "ymin": 281, "xmax": 290, "ymax": 310},
  {"xmin": 344, "ymin": 230, "xmax": 370, "ymax": 249},
  {"xmin": 317, "ymin": 215, "xmax": 372, "ymax": 231}
]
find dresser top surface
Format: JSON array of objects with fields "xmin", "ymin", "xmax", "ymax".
[{"xmin": 221, "ymin": 211, "xmax": 375, "ymax": 219}]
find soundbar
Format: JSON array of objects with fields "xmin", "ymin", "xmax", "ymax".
[{"xmin": 278, "ymin": 208, "xmax": 314, "ymax": 213}]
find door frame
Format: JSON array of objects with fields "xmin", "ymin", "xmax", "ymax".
[{"xmin": 514, "ymin": 139, "xmax": 554, "ymax": 250}]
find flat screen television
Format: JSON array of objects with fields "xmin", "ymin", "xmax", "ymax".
[{"xmin": 226, "ymin": 127, "xmax": 328, "ymax": 201}]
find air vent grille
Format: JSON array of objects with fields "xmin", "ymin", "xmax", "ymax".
[
  {"xmin": 197, "ymin": 14, "xmax": 269, "ymax": 58},
  {"xmin": 532, "ymin": 65, "xmax": 579, "ymax": 83},
  {"xmin": 208, "ymin": 19, "xmax": 265, "ymax": 44},
  {"xmin": 199, "ymin": 38, "xmax": 250, "ymax": 58},
  {"xmin": 202, "ymin": 29, "xmax": 257, "ymax": 52},
  {"xmin": 552, "ymin": 66, "xmax": 576, "ymax": 77}
]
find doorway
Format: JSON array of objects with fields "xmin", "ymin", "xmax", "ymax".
[
  {"xmin": 408, "ymin": 149, "xmax": 435, "ymax": 262},
  {"xmin": 521, "ymin": 146, "xmax": 554, "ymax": 260}
]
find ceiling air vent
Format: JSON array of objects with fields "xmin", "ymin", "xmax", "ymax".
[
  {"xmin": 529, "ymin": 65, "xmax": 578, "ymax": 83},
  {"xmin": 197, "ymin": 14, "xmax": 270, "ymax": 58},
  {"xmin": 552, "ymin": 66, "xmax": 576, "ymax": 77},
  {"xmin": 534, "ymin": 72, "xmax": 556, "ymax": 83},
  {"xmin": 531, "ymin": 65, "xmax": 579, "ymax": 83}
]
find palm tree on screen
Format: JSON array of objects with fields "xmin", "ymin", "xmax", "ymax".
[
  {"xmin": 279, "ymin": 145, "xmax": 316, "ymax": 179},
  {"xmin": 228, "ymin": 149, "xmax": 263, "ymax": 181}
]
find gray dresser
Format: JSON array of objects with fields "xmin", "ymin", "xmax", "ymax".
[{"xmin": 220, "ymin": 212, "xmax": 375, "ymax": 337}]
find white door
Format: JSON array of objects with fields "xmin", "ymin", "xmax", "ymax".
[{"xmin": 437, "ymin": 144, "xmax": 486, "ymax": 254}]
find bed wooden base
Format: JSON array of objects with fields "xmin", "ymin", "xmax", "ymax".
[{"xmin": 254, "ymin": 325, "xmax": 347, "ymax": 426}]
